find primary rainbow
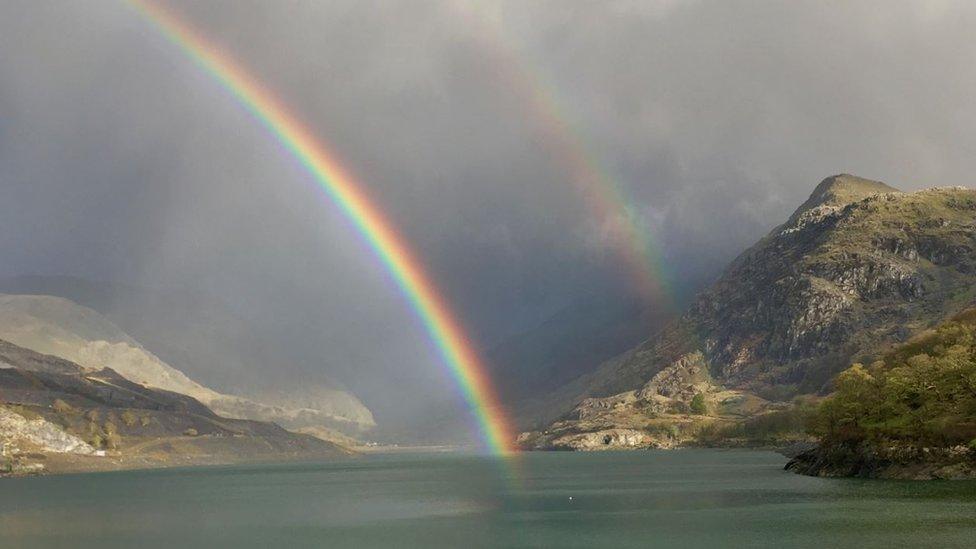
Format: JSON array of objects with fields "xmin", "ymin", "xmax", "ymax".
[{"xmin": 126, "ymin": 0, "xmax": 516, "ymax": 455}]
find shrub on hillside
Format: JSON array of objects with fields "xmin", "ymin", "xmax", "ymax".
[
  {"xmin": 120, "ymin": 410, "xmax": 138, "ymax": 427},
  {"xmin": 52, "ymin": 399, "xmax": 74, "ymax": 415},
  {"xmin": 696, "ymin": 400, "xmax": 817, "ymax": 444}
]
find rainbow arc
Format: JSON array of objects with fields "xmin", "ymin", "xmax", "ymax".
[{"xmin": 127, "ymin": 0, "xmax": 516, "ymax": 455}]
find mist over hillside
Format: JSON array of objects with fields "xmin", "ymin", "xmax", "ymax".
[
  {"xmin": 0, "ymin": 276, "xmax": 354, "ymax": 396},
  {"xmin": 0, "ymin": 289, "xmax": 374, "ymax": 440}
]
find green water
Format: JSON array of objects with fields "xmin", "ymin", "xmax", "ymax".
[{"xmin": 1, "ymin": 450, "xmax": 975, "ymax": 548}]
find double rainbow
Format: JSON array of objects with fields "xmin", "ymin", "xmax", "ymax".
[{"xmin": 126, "ymin": 0, "xmax": 516, "ymax": 455}]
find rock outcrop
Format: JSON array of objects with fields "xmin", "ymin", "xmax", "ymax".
[
  {"xmin": 549, "ymin": 429, "xmax": 669, "ymax": 451},
  {"xmin": 637, "ymin": 351, "xmax": 711, "ymax": 401},
  {"xmin": 0, "ymin": 407, "xmax": 94, "ymax": 455}
]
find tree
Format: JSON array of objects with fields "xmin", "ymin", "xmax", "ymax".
[
  {"xmin": 811, "ymin": 316, "xmax": 976, "ymax": 447},
  {"xmin": 690, "ymin": 393, "xmax": 708, "ymax": 415}
]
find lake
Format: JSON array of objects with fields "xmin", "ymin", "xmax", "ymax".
[{"xmin": 2, "ymin": 450, "xmax": 975, "ymax": 548}]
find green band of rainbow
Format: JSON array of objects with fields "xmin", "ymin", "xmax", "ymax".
[{"xmin": 127, "ymin": 0, "xmax": 515, "ymax": 455}]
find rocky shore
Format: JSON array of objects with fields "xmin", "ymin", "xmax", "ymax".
[{"xmin": 785, "ymin": 442, "xmax": 976, "ymax": 480}]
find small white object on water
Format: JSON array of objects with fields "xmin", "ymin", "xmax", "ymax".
[{"xmin": 568, "ymin": 496, "xmax": 573, "ymax": 501}]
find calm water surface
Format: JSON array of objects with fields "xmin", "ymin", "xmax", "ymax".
[{"xmin": 1, "ymin": 450, "xmax": 975, "ymax": 548}]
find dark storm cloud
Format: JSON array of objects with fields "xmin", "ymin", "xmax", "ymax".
[{"xmin": 2, "ymin": 0, "xmax": 975, "ymax": 441}]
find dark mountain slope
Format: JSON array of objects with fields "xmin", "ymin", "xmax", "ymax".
[{"xmin": 490, "ymin": 291, "xmax": 669, "ymax": 405}]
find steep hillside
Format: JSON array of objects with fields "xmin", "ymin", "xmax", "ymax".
[
  {"xmin": 0, "ymin": 277, "xmax": 376, "ymax": 433},
  {"xmin": 522, "ymin": 176, "xmax": 976, "ymax": 448},
  {"xmin": 0, "ymin": 339, "xmax": 347, "ymax": 475},
  {"xmin": 0, "ymin": 294, "xmax": 374, "ymax": 439}
]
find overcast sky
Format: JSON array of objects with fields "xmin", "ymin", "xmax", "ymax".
[{"xmin": 2, "ymin": 0, "xmax": 975, "ymax": 440}]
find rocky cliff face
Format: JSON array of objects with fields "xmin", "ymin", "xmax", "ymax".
[
  {"xmin": 0, "ymin": 407, "xmax": 94, "ymax": 456},
  {"xmin": 524, "ymin": 176, "xmax": 976, "ymax": 448}
]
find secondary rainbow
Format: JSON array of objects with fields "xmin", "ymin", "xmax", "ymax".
[
  {"xmin": 455, "ymin": 3, "xmax": 672, "ymax": 305},
  {"xmin": 126, "ymin": 0, "xmax": 516, "ymax": 455}
]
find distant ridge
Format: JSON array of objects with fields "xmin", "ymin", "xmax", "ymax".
[{"xmin": 0, "ymin": 293, "xmax": 374, "ymax": 444}]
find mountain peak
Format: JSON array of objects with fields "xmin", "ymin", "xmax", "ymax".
[
  {"xmin": 790, "ymin": 174, "xmax": 900, "ymax": 221},
  {"xmin": 522, "ymin": 172, "xmax": 976, "ymax": 451}
]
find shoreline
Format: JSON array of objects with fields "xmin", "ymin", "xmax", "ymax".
[
  {"xmin": 4, "ymin": 445, "xmax": 780, "ymax": 479},
  {"xmin": 2, "ymin": 431, "xmax": 359, "ymax": 479},
  {"xmin": 1, "ymin": 450, "xmax": 361, "ymax": 479},
  {"xmin": 353, "ymin": 444, "xmax": 461, "ymax": 454},
  {"xmin": 14, "ymin": 440, "xmax": 976, "ymax": 481},
  {"xmin": 2, "ymin": 443, "xmax": 496, "ymax": 478},
  {"xmin": 785, "ymin": 442, "xmax": 976, "ymax": 480}
]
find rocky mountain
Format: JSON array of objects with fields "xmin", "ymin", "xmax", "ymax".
[
  {"xmin": 0, "ymin": 277, "xmax": 376, "ymax": 434},
  {"xmin": 0, "ymin": 339, "xmax": 346, "ymax": 475},
  {"xmin": 521, "ymin": 175, "xmax": 976, "ymax": 449},
  {"xmin": 0, "ymin": 293, "xmax": 374, "ymax": 440}
]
